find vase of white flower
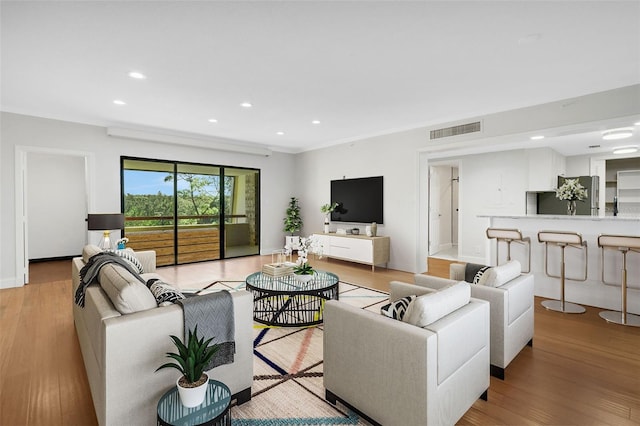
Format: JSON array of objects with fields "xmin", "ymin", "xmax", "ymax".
[{"xmin": 555, "ymin": 178, "xmax": 588, "ymax": 216}]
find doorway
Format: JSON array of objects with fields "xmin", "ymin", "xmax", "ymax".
[
  {"xmin": 428, "ymin": 163, "xmax": 460, "ymax": 260},
  {"xmin": 15, "ymin": 146, "xmax": 93, "ymax": 285}
]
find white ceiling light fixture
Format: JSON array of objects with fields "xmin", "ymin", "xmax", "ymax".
[
  {"xmin": 276, "ymin": 131, "xmax": 284, "ymax": 135},
  {"xmin": 602, "ymin": 127, "xmax": 633, "ymax": 140},
  {"xmin": 312, "ymin": 120, "xmax": 321, "ymax": 125},
  {"xmin": 113, "ymin": 99, "xmax": 126, "ymax": 105},
  {"xmin": 128, "ymin": 71, "xmax": 146, "ymax": 79},
  {"xmin": 207, "ymin": 118, "xmax": 218, "ymax": 123},
  {"xmin": 612, "ymin": 145, "xmax": 638, "ymax": 155},
  {"xmin": 240, "ymin": 102, "xmax": 253, "ymax": 108},
  {"xmin": 530, "ymin": 135, "xmax": 544, "ymax": 140}
]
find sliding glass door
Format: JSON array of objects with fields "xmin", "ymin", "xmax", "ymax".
[{"xmin": 122, "ymin": 158, "xmax": 259, "ymax": 266}]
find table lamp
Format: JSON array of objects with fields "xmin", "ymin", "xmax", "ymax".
[{"xmin": 87, "ymin": 213, "xmax": 125, "ymax": 250}]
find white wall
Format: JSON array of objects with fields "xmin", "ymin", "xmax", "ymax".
[
  {"xmin": 27, "ymin": 152, "xmax": 87, "ymax": 259},
  {"xmin": 296, "ymin": 128, "xmax": 426, "ymax": 273},
  {"xmin": 1, "ymin": 112, "xmax": 296, "ymax": 287}
]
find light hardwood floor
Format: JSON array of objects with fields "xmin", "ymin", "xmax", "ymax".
[{"xmin": 1, "ymin": 255, "xmax": 639, "ymax": 425}]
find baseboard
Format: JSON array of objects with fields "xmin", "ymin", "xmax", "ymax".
[
  {"xmin": 0, "ymin": 277, "xmax": 22, "ymax": 289},
  {"xmin": 29, "ymin": 255, "xmax": 78, "ymax": 263}
]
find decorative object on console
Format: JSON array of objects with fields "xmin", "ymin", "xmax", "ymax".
[
  {"xmin": 155, "ymin": 326, "xmax": 219, "ymax": 408},
  {"xmin": 555, "ymin": 178, "xmax": 587, "ymax": 216},
  {"xmin": 87, "ymin": 213, "xmax": 125, "ymax": 250},
  {"xmin": 370, "ymin": 222, "xmax": 377, "ymax": 237},
  {"xmin": 321, "ymin": 202, "xmax": 339, "ymax": 233},
  {"xmin": 116, "ymin": 237, "xmax": 128, "ymax": 250}
]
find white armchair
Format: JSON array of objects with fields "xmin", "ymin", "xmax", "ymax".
[
  {"xmin": 414, "ymin": 262, "xmax": 534, "ymax": 379},
  {"xmin": 324, "ymin": 281, "xmax": 490, "ymax": 425}
]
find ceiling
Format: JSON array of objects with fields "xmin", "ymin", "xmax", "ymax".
[{"xmin": 1, "ymin": 1, "xmax": 639, "ymax": 155}]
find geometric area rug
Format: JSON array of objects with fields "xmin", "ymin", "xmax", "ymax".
[{"xmin": 202, "ymin": 281, "xmax": 390, "ymax": 425}]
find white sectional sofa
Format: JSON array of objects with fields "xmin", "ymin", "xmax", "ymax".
[
  {"xmin": 414, "ymin": 261, "xmax": 534, "ymax": 379},
  {"xmin": 324, "ymin": 281, "xmax": 490, "ymax": 425},
  {"xmin": 71, "ymin": 245, "xmax": 253, "ymax": 426}
]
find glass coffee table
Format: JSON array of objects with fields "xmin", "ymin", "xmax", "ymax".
[
  {"xmin": 157, "ymin": 379, "xmax": 231, "ymax": 426},
  {"xmin": 245, "ymin": 270, "xmax": 339, "ymax": 327}
]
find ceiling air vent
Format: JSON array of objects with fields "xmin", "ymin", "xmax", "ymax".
[{"xmin": 430, "ymin": 121, "xmax": 481, "ymax": 140}]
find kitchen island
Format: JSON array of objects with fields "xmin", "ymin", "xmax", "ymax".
[{"xmin": 479, "ymin": 214, "xmax": 640, "ymax": 315}]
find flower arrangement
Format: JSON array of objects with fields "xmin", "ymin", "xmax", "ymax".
[
  {"xmin": 555, "ymin": 179, "xmax": 588, "ymax": 201},
  {"xmin": 288, "ymin": 236, "xmax": 323, "ymax": 275}
]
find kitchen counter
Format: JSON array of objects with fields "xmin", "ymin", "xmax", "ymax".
[
  {"xmin": 480, "ymin": 215, "xmax": 640, "ymax": 314},
  {"xmin": 479, "ymin": 214, "xmax": 640, "ymax": 221}
]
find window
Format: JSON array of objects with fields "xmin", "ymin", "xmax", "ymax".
[{"xmin": 121, "ymin": 158, "xmax": 259, "ymax": 265}]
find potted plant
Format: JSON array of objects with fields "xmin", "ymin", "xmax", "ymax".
[
  {"xmin": 156, "ymin": 326, "xmax": 219, "ymax": 407},
  {"xmin": 292, "ymin": 236, "xmax": 321, "ymax": 284},
  {"xmin": 293, "ymin": 260, "xmax": 315, "ymax": 284},
  {"xmin": 320, "ymin": 202, "xmax": 338, "ymax": 233},
  {"xmin": 284, "ymin": 197, "xmax": 303, "ymax": 250}
]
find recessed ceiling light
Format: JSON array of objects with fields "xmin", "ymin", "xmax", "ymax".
[
  {"xmin": 613, "ymin": 145, "xmax": 639, "ymax": 155},
  {"xmin": 276, "ymin": 131, "xmax": 284, "ymax": 136},
  {"xmin": 530, "ymin": 135, "xmax": 544, "ymax": 140},
  {"xmin": 312, "ymin": 120, "xmax": 321, "ymax": 125},
  {"xmin": 208, "ymin": 118, "xmax": 218, "ymax": 123},
  {"xmin": 635, "ymin": 121, "xmax": 640, "ymax": 126},
  {"xmin": 128, "ymin": 71, "xmax": 146, "ymax": 79},
  {"xmin": 240, "ymin": 102, "xmax": 253, "ymax": 108},
  {"xmin": 602, "ymin": 127, "xmax": 633, "ymax": 140},
  {"xmin": 113, "ymin": 99, "xmax": 126, "ymax": 105}
]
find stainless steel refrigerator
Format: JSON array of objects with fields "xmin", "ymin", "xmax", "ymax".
[{"xmin": 536, "ymin": 176, "xmax": 599, "ymax": 215}]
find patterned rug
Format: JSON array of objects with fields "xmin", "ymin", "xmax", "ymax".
[{"xmin": 200, "ymin": 280, "xmax": 390, "ymax": 426}]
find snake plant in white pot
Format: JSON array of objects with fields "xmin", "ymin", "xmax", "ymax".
[{"xmin": 156, "ymin": 326, "xmax": 219, "ymax": 407}]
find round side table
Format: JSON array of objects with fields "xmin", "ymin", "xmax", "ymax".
[{"xmin": 157, "ymin": 379, "xmax": 231, "ymax": 426}]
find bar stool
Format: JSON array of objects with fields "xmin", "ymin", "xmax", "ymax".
[
  {"xmin": 598, "ymin": 234, "xmax": 640, "ymax": 327},
  {"xmin": 486, "ymin": 228, "xmax": 531, "ymax": 273},
  {"xmin": 537, "ymin": 230, "xmax": 588, "ymax": 314}
]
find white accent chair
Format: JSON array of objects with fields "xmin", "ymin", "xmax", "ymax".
[
  {"xmin": 414, "ymin": 263, "xmax": 534, "ymax": 380},
  {"xmin": 324, "ymin": 281, "xmax": 490, "ymax": 425}
]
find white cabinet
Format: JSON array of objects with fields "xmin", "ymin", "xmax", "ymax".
[
  {"xmin": 313, "ymin": 233, "xmax": 390, "ymax": 271},
  {"xmin": 527, "ymin": 148, "xmax": 566, "ymax": 191},
  {"xmin": 617, "ymin": 170, "xmax": 640, "ymax": 216}
]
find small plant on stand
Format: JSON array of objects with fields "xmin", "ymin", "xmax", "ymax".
[
  {"xmin": 283, "ymin": 197, "xmax": 303, "ymax": 250},
  {"xmin": 320, "ymin": 202, "xmax": 338, "ymax": 233},
  {"xmin": 283, "ymin": 197, "xmax": 303, "ymax": 235},
  {"xmin": 156, "ymin": 326, "xmax": 219, "ymax": 407}
]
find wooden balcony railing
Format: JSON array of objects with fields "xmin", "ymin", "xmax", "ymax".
[{"xmin": 123, "ymin": 214, "xmax": 248, "ymax": 266}]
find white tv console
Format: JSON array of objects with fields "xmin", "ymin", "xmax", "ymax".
[{"xmin": 313, "ymin": 233, "xmax": 390, "ymax": 271}]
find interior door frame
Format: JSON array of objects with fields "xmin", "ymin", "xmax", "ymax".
[{"xmin": 15, "ymin": 146, "xmax": 95, "ymax": 286}]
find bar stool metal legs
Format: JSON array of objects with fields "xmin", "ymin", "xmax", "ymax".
[
  {"xmin": 598, "ymin": 234, "xmax": 640, "ymax": 327},
  {"xmin": 486, "ymin": 228, "xmax": 531, "ymax": 273},
  {"xmin": 538, "ymin": 230, "xmax": 588, "ymax": 314}
]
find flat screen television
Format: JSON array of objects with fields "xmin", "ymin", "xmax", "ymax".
[{"xmin": 330, "ymin": 176, "xmax": 383, "ymax": 224}]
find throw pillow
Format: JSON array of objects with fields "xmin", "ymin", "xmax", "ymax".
[
  {"xmin": 105, "ymin": 249, "xmax": 144, "ymax": 274},
  {"xmin": 380, "ymin": 295, "xmax": 416, "ymax": 321},
  {"xmin": 480, "ymin": 260, "xmax": 521, "ymax": 287},
  {"xmin": 402, "ymin": 281, "xmax": 471, "ymax": 327},
  {"xmin": 473, "ymin": 266, "xmax": 492, "ymax": 285},
  {"xmin": 147, "ymin": 278, "xmax": 185, "ymax": 306},
  {"xmin": 98, "ymin": 264, "xmax": 157, "ymax": 314}
]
